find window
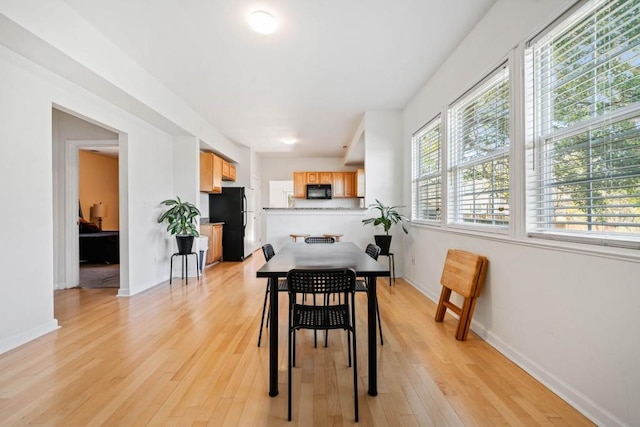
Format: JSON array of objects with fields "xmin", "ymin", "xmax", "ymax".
[
  {"xmin": 527, "ymin": 0, "xmax": 640, "ymax": 247},
  {"xmin": 448, "ymin": 66, "xmax": 510, "ymax": 229},
  {"xmin": 412, "ymin": 117, "xmax": 442, "ymax": 222}
]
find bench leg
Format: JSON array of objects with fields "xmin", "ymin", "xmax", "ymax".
[
  {"xmin": 434, "ymin": 287, "xmax": 451, "ymax": 322},
  {"xmin": 456, "ymin": 297, "xmax": 478, "ymax": 341}
]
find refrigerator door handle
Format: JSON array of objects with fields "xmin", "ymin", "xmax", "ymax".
[{"xmin": 242, "ymin": 193, "xmax": 247, "ymax": 234}]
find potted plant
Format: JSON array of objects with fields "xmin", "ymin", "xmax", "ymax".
[
  {"xmin": 361, "ymin": 199, "xmax": 409, "ymax": 255},
  {"xmin": 157, "ymin": 196, "xmax": 201, "ymax": 255}
]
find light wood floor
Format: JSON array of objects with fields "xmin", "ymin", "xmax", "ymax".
[{"xmin": 0, "ymin": 252, "xmax": 593, "ymax": 426}]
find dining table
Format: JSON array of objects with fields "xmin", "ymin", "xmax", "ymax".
[{"xmin": 256, "ymin": 241, "xmax": 390, "ymax": 397}]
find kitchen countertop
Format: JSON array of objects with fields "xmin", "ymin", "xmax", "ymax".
[{"xmin": 199, "ymin": 220, "xmax": 225, "ymax": 225}]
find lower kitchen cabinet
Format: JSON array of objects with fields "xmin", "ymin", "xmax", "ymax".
[{"xmin": 200, "ymin": 223, "xmax": 223, "ymax": 265}]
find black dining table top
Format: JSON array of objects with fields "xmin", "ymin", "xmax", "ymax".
[{"xmin": 256, "ymin": 242, "xmax": 390, "ymax": 277}]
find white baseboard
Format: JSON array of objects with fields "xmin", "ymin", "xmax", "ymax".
[
  {"xmin": 402, "ymin": 274, "xmax": 621, "ymax": 427},
  {"xmin": 0, "ymin": 320, "xmax": 59, "ymax": 355}
]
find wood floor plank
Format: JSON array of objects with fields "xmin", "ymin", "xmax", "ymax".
[{"xmin": 0, "ymin": 252, "xmax": 594, "ymax": 426}]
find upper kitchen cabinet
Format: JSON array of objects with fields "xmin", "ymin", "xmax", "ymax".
[
  {"xmin": 344, "ymin": 171, "xmax": 356, "ymax": 198},
  {"xmin": 307, "ymin": 172, "xmax": 332, "ymax": 184},
  {"xmin": 200, "ymin": 152, "xmax": 223, "ymax": 193},
  {"xmin": 222, "ymin": 160, "xmax": 236, "ymax": 181},
  {"xmin": 293, "ymin": 172, "xmax": 306, "ymax": 198},
  {"xmin": 332, "ymin": 172, "xmax": 344, "ymax": 197},
  {"xmin": 356, "ymin": 168, "xmax": 365, "ymax": 198},
  {"xmin": 293, "ymin": 170, "xmax": 360, "ymax": 198},
  {"xmin": 331, "ymin": 172, "xmax": 356, "ymax": 198}
]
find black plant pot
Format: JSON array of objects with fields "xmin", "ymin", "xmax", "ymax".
[
  {"xmin": 374, "ymin": 235, "xmax": 392, "ymax": 256},
  {"xmin": 176, "ymin": 235, "xmax": 195, "ymax": 255}
]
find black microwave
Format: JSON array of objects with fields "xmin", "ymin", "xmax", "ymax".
[{"xmin": 307, "ymin": 184, "xmax": 332, "ymax": 199}]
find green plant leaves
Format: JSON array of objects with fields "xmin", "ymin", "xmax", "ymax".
[
  {"xmin": 157, "ymin": 196, "xmax": 201, "ymax": 236},
  {"xmin": 361, "ymin": 199, "xmax": 409, "ymax": 235}
]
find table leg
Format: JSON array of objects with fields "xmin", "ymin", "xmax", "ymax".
[
  {"xmin": 269, "ymin": 276, "xmax": 279, "ymax": 396},
  {"xmin": 368, "ymin": 275, "xmax": 378, "ymax": 396}
]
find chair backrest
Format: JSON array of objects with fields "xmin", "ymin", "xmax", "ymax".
[
  {"xmin": 287, "ymin": 268, "xmax": 356, "ymax": 295},
  {"xmin": 365, "ymin": 244, "xmax": 381, "ymax": 261},
  {"xmin": 304, "ymin": 236, "xmax": 335, "ymax": 244},
  {"xmin": 440, "ymin": 249, "xmax": 488, "ymax": 298},
  {"xmin": 262, "ymin": 243, "xmax": 276, "ymax": 262}
]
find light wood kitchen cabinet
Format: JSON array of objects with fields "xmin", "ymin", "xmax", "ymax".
[
  {"xmin": 293, "ymin": 170, "xmax": 361, "ymax": 198},
  {"xmin": 307, "ymin": 171, "xmax": 331, "ymax": 184},
  {"xmin": 356, "ymin": 168, "xmax": 365, "ymax": 198},
  {"xmin": 200, "ymin": 152, "xmax": 223, "ymax": 193},
  {"xmin": 200, "ymin": 223, "xmax": 223, "ymax": 264},
  {"xmin": 200, "ymin": 152, "xmax": 213, "ymax": 192},
  {"xmin": 222, "ymin": 161, "xmax": 236, "ymax": 181},
  {"xmin": 332, "ymin": 172, "xmax": 356, "ymax": 198},
  {"xmin": 294, "ymin": 172, "xmax": 307, "ymax": 198},
  {"xmin": 344, "ymin": 172, "xmax": 356, "ymax": 197},
  {"xmin": 210, "ymin": 224, "xmax": 223, "ymax": 263},
  {"xmin": 319, "ymin": 172, "xmax": 332, "ymax": 184},
  {"xmin": 306, "ymin": 172, "xmax": 319, "ymax": 184},
  {"xmin": 332, "ymin": 172, "xmax": 345, "ymax": 197}
]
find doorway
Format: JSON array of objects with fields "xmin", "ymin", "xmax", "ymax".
[
  {"xmin": 78, "ymin": 147, "xmax": 120, "ymax": 289},
  {"xmin": 52, "ymin": 108, "xmax": 127, "ymax": 293}
]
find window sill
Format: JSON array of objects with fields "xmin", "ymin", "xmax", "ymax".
[{"xmin": 411, "ymin": 221, "xmax": 640, "ymax": 263}]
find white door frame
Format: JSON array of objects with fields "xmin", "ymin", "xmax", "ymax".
[{"xmin": 62, "ymin": 139, "xmax": 123, "ymax": 290}]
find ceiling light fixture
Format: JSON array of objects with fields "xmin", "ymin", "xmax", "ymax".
[
  {"xmin": 248, "ymin": 11, "xmax": 277, "ymax": 35},
  {"xmin": 282, "ymin": 138, "xmax": 298, "ymax": 145}
]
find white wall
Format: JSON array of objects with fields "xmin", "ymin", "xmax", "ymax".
[
  {"xmin": 0, "ymin": 0, "xmax": 241, "ymax": 162},
  {"xmin": 260, "ymin": 156, "xmax": 360, "ymax": 208},
  {"xmin": 264, "ymin": 209, "xmax": 382, "ymax": 255},
  {"xmin": 261, "ymin": 156, "xmax": 357, "ymax": 193},
  {"xmin": 52, "ymin": 109, "xmax": 118, "ymax": 289},
  {"xmin": 401, "ymin": 1, "xmax": 640, "ymax": 426},
  {"xmin": 364, "ymin": 111, "xmax": 403, "ymax": 207},
  {"xmin": 269, "ymin": 181, "xmax": 293, "ymax": 207},
  {"xmin": 363, "ymin": 111, "xmax": 406, "ymax": 262},
  {"xmin": 0, "ymin": 47, "xmax": 59, "ymax": 353},
  {"xmin": 0, "ymin": 1, "xmax": 241, "ymax": 350}
]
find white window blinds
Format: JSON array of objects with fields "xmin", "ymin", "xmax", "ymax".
[
  {"xmin": 412, "ymin": 117, "xmax": 442, "ymax": 222},
  {"xmin": 526, "ymin": 0, "xmax": 640, "ymax": 247},
  {"xmin": 448, "ymin": 66, "xmax": 510, "ymax": 229}
]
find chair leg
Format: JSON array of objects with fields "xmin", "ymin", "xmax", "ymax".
[
  {"xmin": 389, "ymin": 253, "xmax": 395, "ymax": 286},
  {"xmin": 345, "ymin": 292, "xmax": 352, "ymax": 366},
  {"xmin": 257, "ymin": 285, "xmax": 269, "ymax": 347},
  {"xmin": 324, "ymin": 293, "xmax": 329, "ymax": 348},
  {"xmin": 288, "ymin": 326, "xmax": 293, "ymax": 421},
  {"xmin": 351, "ymin": 293, "xmax": 359, "ymax": 422},
  {"xmin": 347, "ymin": 328, "xmax": 352, "ymax": 367},
  {"xmin": 293, "ymin": 330, "xmax": 297, "ymax": 367},
  {"xmin": 313, "ymin": 294, "xmax": 318, "ymax": 348}
]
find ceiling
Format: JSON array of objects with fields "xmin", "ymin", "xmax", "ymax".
[{"xmin": 62, "ymin": 0, "xmax": 496, "ymax": 160}]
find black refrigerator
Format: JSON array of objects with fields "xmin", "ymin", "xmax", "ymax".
[{"xmin": 209, "ymin": 187, "xmax": 251, "ymax": 261}]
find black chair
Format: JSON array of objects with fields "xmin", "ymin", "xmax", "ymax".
[
  {"xmin": 356, "ymin": 244, "xmax": 384, "ymax": 345},
  {"xmin": 304, "ymin": 236, "xmax": 335, "ymax": 244},
  {"xmin": 257, "ymin": 244, "xmax": 288, "ymax": 346},
  {"xmin": 378, "ymin": 245, "xmax": 395, "ymax": 286},
  {"xmin": 287, "ymin": 268, "xmax": 358, "ymax": 422}
]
